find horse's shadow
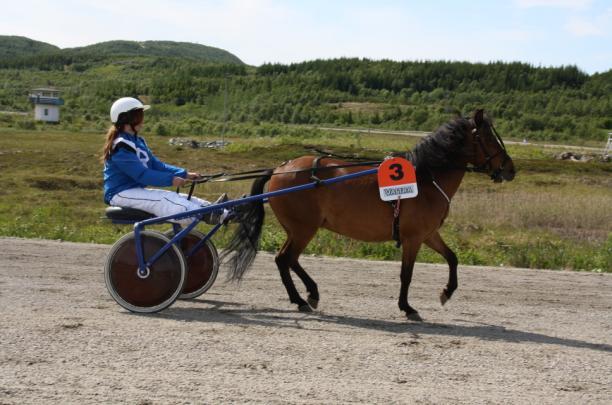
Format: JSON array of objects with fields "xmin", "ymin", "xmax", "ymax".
[{"xmin": 141, "ymin": 299, "xmax": 612, "ymax": 353}]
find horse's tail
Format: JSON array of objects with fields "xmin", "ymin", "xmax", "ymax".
[{"xmin": 220, "ymin": 170, "xmax": 272, "ymax": 281}]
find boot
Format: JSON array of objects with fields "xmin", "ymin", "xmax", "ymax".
[
  {"xmin": 222, "ymin": 194, "xmax": 252, "ymax": 224},
  {"xmin": 202, "ymin": 193, "xmax": 228, "ymax": 224}
]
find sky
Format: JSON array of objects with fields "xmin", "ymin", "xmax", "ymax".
[{"xmin": 1, "ymin": 0, "xmax": 611, "ymax": 74}]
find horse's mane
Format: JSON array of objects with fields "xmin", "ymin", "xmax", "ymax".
[{"xmin": 411, "ymin": 117, "xmax": 473, "ymax": 177}]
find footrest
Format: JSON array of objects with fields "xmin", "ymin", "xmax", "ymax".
[{"xmin": 105, "ymin": 206, "xmax": 155, "ymax": 221}]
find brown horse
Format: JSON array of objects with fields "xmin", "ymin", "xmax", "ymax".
[{"xmin": 223, "ymin": 110, "xmax": 515, "ymax": 320}]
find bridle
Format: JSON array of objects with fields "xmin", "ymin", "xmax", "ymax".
[{"xmin": 468, "ymin": 121, "xmax": 511, "ymax": 182}]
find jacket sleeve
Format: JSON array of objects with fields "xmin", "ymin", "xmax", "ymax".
[
  {"xmin": 149, "ymin": 154, "xmax": 187, "ymax": 178},
  {"xmin": 111, "ymin": 148, "xmax": 178, "ymax": 187}
]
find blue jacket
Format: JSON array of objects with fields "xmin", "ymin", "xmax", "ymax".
[{"xmin": 103, "ymin": 133, "xmax": 186, "ymax": 204}]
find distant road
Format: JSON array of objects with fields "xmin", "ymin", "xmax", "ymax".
[
  {"xmin": 313, "ymin": 126, "xmax": 607, "ymax": 153},
  {"xmin": 0, "ymin": 110, "xmax": 28, "ymax": 116},
  {"xmin": 316, "ymin": 126, "xmax": 431, "ymax": 138}
]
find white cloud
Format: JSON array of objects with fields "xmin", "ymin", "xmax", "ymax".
[
  {"xmin": 565, "ymin": 8, "xmax": 612, "ymax": 37},
  {"xmin": 565, "ymin": 18, "xmax": 602, "ymax": 36},
  {"xmin": 494, "ymin": 29, "xmax": 538, "ymax": 41},
  {"xmin": 515, "ymin": 0, "xmax": 592, "ymax": 9}
]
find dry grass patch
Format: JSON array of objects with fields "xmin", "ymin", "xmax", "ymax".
[{"xmin": 452, "ymin": 187, "xmax": 611, "ymax": 242}]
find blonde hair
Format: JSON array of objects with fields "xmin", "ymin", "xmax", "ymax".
[{"xmin": 101, "ymin": 125, "xmax": 119, "ymax": 162}]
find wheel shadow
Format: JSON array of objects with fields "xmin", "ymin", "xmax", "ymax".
[{"xmin": 139, "ymin": 299, "xmax": 612, "ymax": 353}]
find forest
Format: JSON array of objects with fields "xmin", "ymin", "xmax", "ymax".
[{"xmin": 0, "ymin": 37, "xmax": 610, "ymax": 143}]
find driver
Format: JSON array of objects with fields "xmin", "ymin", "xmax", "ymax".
[{"xmin": 101, "ymin": 97, "xmax": 228, "ymax": 224}]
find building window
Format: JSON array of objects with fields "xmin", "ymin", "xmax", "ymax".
[{"xmin": 44, "ymin": 108, "xmax": 49, "ymax": 116}]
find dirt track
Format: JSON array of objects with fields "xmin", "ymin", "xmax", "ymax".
[{"xmin": 1, "ymin": 237, "xmax": 611, "ymax": 404}]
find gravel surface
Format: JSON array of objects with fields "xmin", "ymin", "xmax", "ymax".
[{"xmin": 1, "ymin": 237, "xmax": 611, "ymax": 404}]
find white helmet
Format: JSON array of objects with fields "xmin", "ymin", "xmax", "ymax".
[{"xmin": 110, "ymin": 97, "xmax": 150, "ymax": 123}]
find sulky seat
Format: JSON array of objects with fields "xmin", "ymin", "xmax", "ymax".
[{"xmin": 105, "ymin": 206, "xmax": 156, "ymax": 222}]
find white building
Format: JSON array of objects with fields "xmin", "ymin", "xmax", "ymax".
[{"xmin": 29, "ymin": 88, "xmax": 64, "ymax": 122}]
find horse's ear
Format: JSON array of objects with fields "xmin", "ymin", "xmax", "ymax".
[{"xmin": 473, "ymin": 109, "xmax": 484, "ymax": 127}]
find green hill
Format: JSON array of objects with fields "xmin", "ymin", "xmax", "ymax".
[
  {"xmin": 0, "ymin": 35, "xmax": 60, "ymax": 58},
  {"xmin": 63, "ymin": 40, "xmax": 243, "ymax": 64},
  {"xmin": 0, "ymin": 37, "xmax": 243, "ymax": 65}
]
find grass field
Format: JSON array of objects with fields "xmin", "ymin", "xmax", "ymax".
[{"xmin": 0, "ymin": 127, "xmax": 610, "ymax": 272}]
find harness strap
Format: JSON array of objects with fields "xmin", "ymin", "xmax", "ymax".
[
  {"xmin": 431, "ymin": 178, "xmax": 451, "ymax": 227},
  {"xmin": 391, "ymin": 197, "xmax": 401, "ymax": 248},
  {"xmin": 432, "ymin": 180, "xmax": 450, "ymax": 204},
  {"xmin": 310, "ymin": 155, "xmax": 326, "ymax": 185}
]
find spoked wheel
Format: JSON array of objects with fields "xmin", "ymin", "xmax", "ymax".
[
  {"xmin": 105, "ymin": 230, "xmax": 186, "ymax": 313},
  {"xmin": 165, "ymin": 230, "xmax": 219, "ymax": 299}
]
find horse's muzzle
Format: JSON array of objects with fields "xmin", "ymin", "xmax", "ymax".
[
  {"xmin": 492, "ymin": 158, "xmax": 515, "ymax": 182},
  {"xmin": 503, "ymin": 169, "xmax": 516, "ymax": 181}
]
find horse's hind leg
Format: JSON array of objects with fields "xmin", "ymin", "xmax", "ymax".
[
  {"xmin": 290, "ymin": 260, "xmax": 319, "ymax": 309},
  {"xmin": 275, "ymin": 230, "xmax": 317, "ymax": 312},
  {"xmin": 425, "ymin": 231, "xmax": 458, "ymax": 305},
  {"xmin": 286, "ymin": 227, "xmax": 319, "ymax": 308}
]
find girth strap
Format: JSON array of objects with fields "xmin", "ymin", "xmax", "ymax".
[{"xmin": 391, "ymin": 197, "xmax": 401, "ymax": 248}]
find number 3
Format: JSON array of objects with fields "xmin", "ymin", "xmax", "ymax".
[{"xmin": 389, "ymin": 163, "xmax": 404, "ymax": 181}]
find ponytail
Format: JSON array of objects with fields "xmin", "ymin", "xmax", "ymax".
[{"xmin": 101, "ymin": 125, "xmax": 119, "ymax": 162}]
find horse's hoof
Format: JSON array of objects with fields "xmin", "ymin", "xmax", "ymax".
[
  {"xmin": 298, "ymin": 304, "xmax": 313, "ymax": 313},
  {"xmin": 440, "ymin": 290, "xmax": 450, "ymax": 306},
  {"xmin": 307, "ymin": 297, "xmax": 319, "ymax": 309},
  {"xmin": 406, "ymin": 311, "xmax": 423, "ymax": 322}
]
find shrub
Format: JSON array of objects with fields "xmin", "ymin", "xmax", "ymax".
[{"xmin": 16, "ymin": 119, "xmax": 36, "ymax": 130}]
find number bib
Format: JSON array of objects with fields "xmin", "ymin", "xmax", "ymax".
[{"xmin": 377, "ymin": 157, "xmax": 418, "ymax": 201}]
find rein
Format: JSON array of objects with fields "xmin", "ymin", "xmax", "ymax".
[
  {"xmin": 191, "ymin": 160, "xmax": 383, "ymax": 184},
  {"xmin": 191, "ymin": 122, "xmax": 508, "ymax": 188}
]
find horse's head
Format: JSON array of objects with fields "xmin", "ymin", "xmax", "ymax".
[{"xmin": 467, "ymin": 109, "xmax": 515, "ymax": 182}]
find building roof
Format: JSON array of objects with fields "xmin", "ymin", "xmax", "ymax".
[
  {"xmin": 31, "ymin": 87, "xmax": 60, "ymax": 92},
  {"xmin": 29, "ymin": 96, "xmax": 64, "ymax": 105}
]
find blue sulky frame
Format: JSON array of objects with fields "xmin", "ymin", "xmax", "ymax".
[{"xmin": 130, "ymin": 168, "xmax": 379, "ymax": 278}]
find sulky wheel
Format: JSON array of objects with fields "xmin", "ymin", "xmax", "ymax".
[
  {"xmin": 165, "ymin": 230, "xmax": 219, "ymax": 299},
  {"xmin": 105, "ymin": 230, "xmax": 186, "ymax": 313}
]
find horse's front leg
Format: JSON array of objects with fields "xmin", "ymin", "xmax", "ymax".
[
  {"xmin": 425, "ymin": 231, "xmax": 458, "ymax": 305},
  {"xmin": 398, "ymin": 240, "xmax": 422, "ymax": 321}
]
